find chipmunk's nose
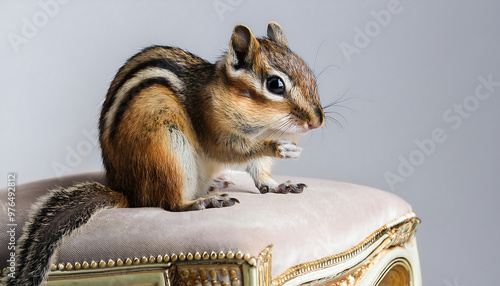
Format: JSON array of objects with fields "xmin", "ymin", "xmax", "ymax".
[
  {"xmin": 308, "ymin": 106, "xmax": 325, "ymax": 130},
  {"xmin": 308, "ymin": 121, "xmax": 324, "ymax": 130}
]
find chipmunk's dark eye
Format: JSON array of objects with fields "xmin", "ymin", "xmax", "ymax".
[{"xmin": 266, "ymin": 76, "xmax": 285, "ymax": 95}]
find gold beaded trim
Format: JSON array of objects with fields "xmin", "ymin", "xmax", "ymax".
[
  {"xmin": 175, "ymin": 246, "xmax": 273, "ymax": 286},
  {"xmin": 48, "ymin": 250, "xmax": 259, "ymax": 272},
  {"xmin": 271, "ymin": 212, "xmax": 419, "ymax": 286}
]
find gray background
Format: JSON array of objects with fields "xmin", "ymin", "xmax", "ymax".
[{"xmin": 1, "ymin": 1, "xmax": 499, "ymax": 285}]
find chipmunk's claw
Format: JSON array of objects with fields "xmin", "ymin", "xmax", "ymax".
[
  {"xmin": 202, "ymin": 194, "xmax": 239, "ymax": 208},
  {"xmin": 258, "ymin": 180, "xmax": 307, "ymax": 194},
  {"xmin": 277, "ymin": 181, "xmax": 307, "ymax": 193},
  {"xmin": 259, "ymin": 185, "xmax": 270, "ymax": 194}
]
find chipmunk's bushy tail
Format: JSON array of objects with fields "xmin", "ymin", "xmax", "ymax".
[{"xmin": 3, "ymin": 181, "xmax": 128, "ymax": 286}]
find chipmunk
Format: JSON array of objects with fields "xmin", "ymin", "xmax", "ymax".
[{"xmin": 4, "ymin": 22, "xmax": 324, "ymax": 286}]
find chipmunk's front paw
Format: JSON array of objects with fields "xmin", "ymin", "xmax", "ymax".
[
  {"xmin": 270, "ymin": 139, "xmax": 302, "ymax": 159},
  {"xmin": 258, "ymin": 180, "xmax": 307, "ymax": 194},
  {"xmin": 209, "ymin": 177, "xmax": 235, "ymax": 192}
]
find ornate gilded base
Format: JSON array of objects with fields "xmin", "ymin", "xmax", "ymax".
[{"xmin": 26, "ymin": 213, "xmax": 420, "ymax": 286}]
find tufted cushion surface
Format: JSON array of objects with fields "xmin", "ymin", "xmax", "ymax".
[{"xmin": 0, "ymin": 171, "xmax": 412, "ymax": 278}]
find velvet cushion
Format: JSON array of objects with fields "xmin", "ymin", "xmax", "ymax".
[{"xmin": 0, "ymin": 171, "xmax": 412, "ymax": 277}]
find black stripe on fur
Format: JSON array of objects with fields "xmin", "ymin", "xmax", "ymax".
[
  {"xmin": 99, "ymin": 48, "xmax": 185, "ymax": 134},
  {"xmin": 108, "ymin": 77, "xmax": 178, "ymax": 140}
]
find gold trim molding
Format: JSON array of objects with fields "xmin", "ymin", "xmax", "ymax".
[{"xmin": 272, "ymin": 212, "xmax": 419, "ymax": 286}]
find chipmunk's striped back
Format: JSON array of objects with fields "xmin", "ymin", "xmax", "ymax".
[{"xmin": 99, "ymin": 46, "xmax": 211, "ymax": 142}]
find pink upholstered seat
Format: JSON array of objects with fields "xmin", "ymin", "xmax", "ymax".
[{"xmin": 0, "ymin": 172, "xmax": 420, "ymax": 285}]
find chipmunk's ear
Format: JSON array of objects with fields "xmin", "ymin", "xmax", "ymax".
[
  {"xmin": 229, "ymin": 25, "xmax": 260, "ymax": 69},
  {"xmin": 267, "ymin": 22, "xmax": 287, "ymax": 47}
]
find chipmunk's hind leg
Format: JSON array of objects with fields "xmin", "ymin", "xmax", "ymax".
[
  {"xmin": 184, "ymin": 194, "xmax": 240, "ymax": 211},
  {"xmin": 165, "ymin": 119, "xmax": 239, "ymax": 211},
  {"xmin": 118, "ymin": 84, "xmax": 239, "ymax": 211}
]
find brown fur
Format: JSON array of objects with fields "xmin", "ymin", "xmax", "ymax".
[{"xmin": 104, "ymin": 85, "xmax": 195, "ymax": 209}]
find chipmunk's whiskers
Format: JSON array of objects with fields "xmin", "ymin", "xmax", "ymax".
[
  {"xmin": 321, "ymin": 87, "xmax": 353, "ymax": 111},
  {"xmin": 250, "ymin": 114, "xmax": 290, "ymax": 140},
  {"xmin": 263, "ymin": 114, "xmax": 296, "ymax": 140}
]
